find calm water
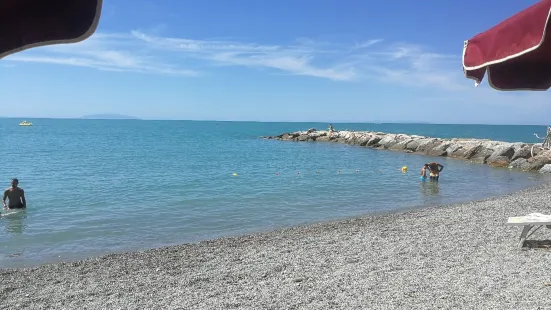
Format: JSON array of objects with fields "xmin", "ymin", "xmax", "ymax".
[{"xmin": 1, "ymin": 119, "xmax": 550, "ymax": 268}]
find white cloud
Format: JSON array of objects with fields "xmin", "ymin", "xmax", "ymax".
[
  {"xmin": 129, "ymin": 31, "xmax": 464, "ymax": 86},
  {"xmin": 129, "ymin": 31, "xmax": 356, "ymax": 81},
  {"xmin": 359, "ymin": 43, "xmax": 466, "ymax": 91},
  {"xmin": 3, "ymin": 30, "xmax": 465, "ymax": 88},
  {"xmin": 354, "ymin": 39, "xmax": 384, "ymax": 49},
  {"xmin": 4, "ymin": 33, "xmax": 198, "ymax": 76}
]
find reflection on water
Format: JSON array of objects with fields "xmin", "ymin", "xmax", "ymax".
[
  {"xmin": 1, "ymin": 209, "xmax": 27, "ymax": 235},
  {"xmin": 420, "ymin": 180, "xmax": 440, "ymax": 196}
]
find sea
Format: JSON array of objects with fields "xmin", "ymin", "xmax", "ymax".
[{"xmin": 1, "ymin": 118, "xmax": 550, "ymax": 268}]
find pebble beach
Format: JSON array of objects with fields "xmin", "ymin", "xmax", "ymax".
[{"xmin": 2, "ymin": 183, "xmax": 551, "ymax": 310}]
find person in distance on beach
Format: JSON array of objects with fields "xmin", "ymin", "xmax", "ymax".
[
  {"xmin": 421, "ymin": 162, "xmax": 444, "ymax": 181},
  {"xmin": 420, "ymin": 164, "xmax": 428, "ymax": 179},
  {"xmin": 2, "ymin": 178, "xmax": 26, "ymax": 210}
]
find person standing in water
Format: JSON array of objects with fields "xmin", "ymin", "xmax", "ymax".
[
  {"xmin": 2, "ymin": 178, "xmax": 26, "ymax": 209},
  {"xmin": 420, "ymin": 164, "xmax": 429, "ymax": 180},
  {"xmin": 421, "ymin": 162, "xmax": 444, "ymax": 181}
]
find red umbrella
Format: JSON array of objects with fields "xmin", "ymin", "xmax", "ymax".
[
  {"xmin": 0, "ymin": 0, "xmax": 103, "ymax": 59},
  {"xmin": 463, "ymin": 0, "xmax": 551, "ymax": 90}
]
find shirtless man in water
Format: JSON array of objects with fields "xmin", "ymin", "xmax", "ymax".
[
  {"xmin": 2, "ymin": 178, "xmax": 26, "ymax": 209},
  {"xmin": 420, "ymin": 162, "xmax": 444, "ymax": 181}
]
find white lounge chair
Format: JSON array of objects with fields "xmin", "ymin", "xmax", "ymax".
[{"xmin": 506, "ymin": 213, "xmax": 551, "ymax": 248}]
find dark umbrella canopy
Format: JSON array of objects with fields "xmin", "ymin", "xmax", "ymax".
[
  {"xmin": 463, "ymin": 0, "xmax": 551, "ymax": 90},
  {"xmin": 0, "ymin": 0, "xmax": 103, "ymax": 59}
]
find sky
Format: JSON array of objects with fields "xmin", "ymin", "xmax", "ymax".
[{"xmin": 2, "ymin": 0, "xmax": 551, "ymax": 124}]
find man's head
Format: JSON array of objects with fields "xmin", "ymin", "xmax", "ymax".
[{"xmin": 11, "ymin": 178, "xmax": 18, "ymax": 187}]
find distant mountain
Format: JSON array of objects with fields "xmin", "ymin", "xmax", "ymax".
[{"xmin": 80, "ymin": 114, "xmax": 140, "ymax": 120}]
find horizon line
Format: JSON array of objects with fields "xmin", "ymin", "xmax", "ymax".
[{"xmin": 0, "ymin": 116, "xmax": 549, "ymax": 127}]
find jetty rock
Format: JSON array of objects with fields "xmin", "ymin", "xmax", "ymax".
[{"xmin": 263, "ymin": 129, "xmax": 551, "ymax": 172}]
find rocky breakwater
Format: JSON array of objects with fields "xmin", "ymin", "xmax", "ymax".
[{"xmin": 264, "ymin": 129, "xmax": 551, "ymax": 173}]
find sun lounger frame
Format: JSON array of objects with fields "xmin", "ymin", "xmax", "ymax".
[{"xmin": 506, "ymin": 216, "xmax": 551, "ymax": 248}]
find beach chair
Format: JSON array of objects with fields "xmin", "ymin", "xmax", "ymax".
[
  {"xmin": 531, "ymin": 126, "xmax": 551, "ymax": 157},
  {"xmin": 506, "ymin": 213, "xmax": 551, "ymax": 248}
]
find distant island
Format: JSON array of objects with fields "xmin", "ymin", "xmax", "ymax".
[{"xmin": 80, "ymin": 114, "xmax": 141, "ymax": 120}]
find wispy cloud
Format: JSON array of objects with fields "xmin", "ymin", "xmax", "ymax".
[
  {"xmin": 3, "ymin": 30, "xmax": 465, "ymax": 89},
  {"xmin": 354, "ymin": 39, "xmax": 384, "ymax": 49},
  {"xmin": 5, "ymin": 33, "xmax": 198, "ymax": 76},
  {"xmin": 129, "ymin": 31, "xmax": 356, "ymax": 81},
  {"xmin": 361, "ymin": 43, "xmax": 466, "ymax": 91}
]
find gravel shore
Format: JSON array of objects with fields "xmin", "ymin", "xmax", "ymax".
[{"xmin": 2, "ymin": 184, "xmax": 551, "ymax": 310}]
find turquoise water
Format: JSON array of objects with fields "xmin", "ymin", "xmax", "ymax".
[{"xmin": 1, "ymin": 119, "xmax": 550, "ymax": 268}]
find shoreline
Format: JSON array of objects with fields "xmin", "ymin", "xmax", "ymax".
[
  {"xmin": 2, "ymin": 183, "xmax": 551, "ymax": 309},
  {"xmin": 2, "ymin": 174, "xmax": 544, "ymax": 271},
  {"xmin": 264, "ymin": 129, "xmax": 551, "ymax": 172}
]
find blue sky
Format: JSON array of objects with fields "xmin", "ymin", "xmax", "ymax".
[{"xmin": 2, "ymin": 0, "xmax": 551, "ymax": 124}]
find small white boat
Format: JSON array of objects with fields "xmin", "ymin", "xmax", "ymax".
[{"xmin": 19, "ymin": 120, "xmax": 33, "ymax": 126}]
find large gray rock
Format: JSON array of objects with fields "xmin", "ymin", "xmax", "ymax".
[
  {"xmin": 480, "ymin": 140, "xmax": 502, "ymax": 150},
  {"xmin": 525, "ymin": 155, "xmax": 551, "ymax": 171},
  {"xmin": 445, "ymin": 144, "xmax": 464, "ymax": 158},
  {"xmin": 367, "ymin": 136, "xmax": 382, "ymax": 146},
  {"xmin": 463, "ymin": 145, "xmax": 483, "ymax": 159},
  {"xmin": 539, "ymin": 150, "xmax": 551, "ymax": 158},
  {"xmin": 355, "ymin": 135, "xmax": 370, "ymax": 146},
  {"xmin": 354, "ymin": 134, "xmax": 372, "ymax": 146},
  {"xmin": 343, "ymin": 132, "xmax": 357, "ymax": 144},
  {"xmin": 487, "ymin": 156, "xmax": 510, "ymax": 168},
  {"xmin": 325, "ymin": 133, "xmax": 338, "ymax": 141},
  {"xmin": 296, "ymin": 134, "xmax": 310, "ymax": 141},
  {"xmin": 395, "ymin": 134, "xmax": 412, "ymax": 143},
  {"xmin": 485, "ymin": 145, "xmax": 515, "ymax": 167},
  {"xmin": 447, "ymin": 142, "xmax": 483, "ymax": 159},
  {"xmin": 316, "ymin": 136, "xmax": 331, "ymax": 142},
  {"xmin": 509, "ymin": 158, "xmax": 530, "ymax": 170},
  {"xmin": 405, "ymin": 138, "xmax": 426, "ymax": 152},
  {"xmin": 531, "ymin": 146, "xmax": 543, "ymax": 157},
  {"xmin": 487, "ymin": 145, "xmax": 515, "ymax": 161},
  {"xmin": 416, "ymin": 139, "xmax": 441, "ymax": 153},
  {"xmin": 310, "ymin": 131, "xmax": 327, "ymax": 138},
  {"xmin": 539, "ymin": 164, "xmax": 551, "ymax": 173},
  {"xmin": 470, "ymin": 148, "xmax": 494, "ymax": 164},
  {"xmin": 428, "ymin": 142, "xmax": 450, "ymax": 156},
  {"xmin": 377, "ymin": 135, "xmax": 398, "ymax": 149},
  {"xmin": 279, "ymin": 133, "xmax": 292, "ymax": 140},
  {"xmin": 511, "ymin": 146, "xmax": 532, "ymax": 161},
  {"xmin": 389, "ymin": 139, "xmax": 412, "ymax": 151}
]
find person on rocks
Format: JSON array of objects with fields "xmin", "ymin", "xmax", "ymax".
[
  {"xmin": 421, "ymin": 162, "xmax": 444, "ymax": 181},
  {"xmin": 2, "ymin": 178, "xmax": 26, "ymax": 210}
]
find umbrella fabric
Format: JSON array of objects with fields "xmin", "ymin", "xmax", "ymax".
[
  {"xmin": 463, "ymin": 0, "xmax": 551, "ymax": 90},
  {"xmin": 0, "ymin": 0, "xmax": 103, "ymax": 59}
]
